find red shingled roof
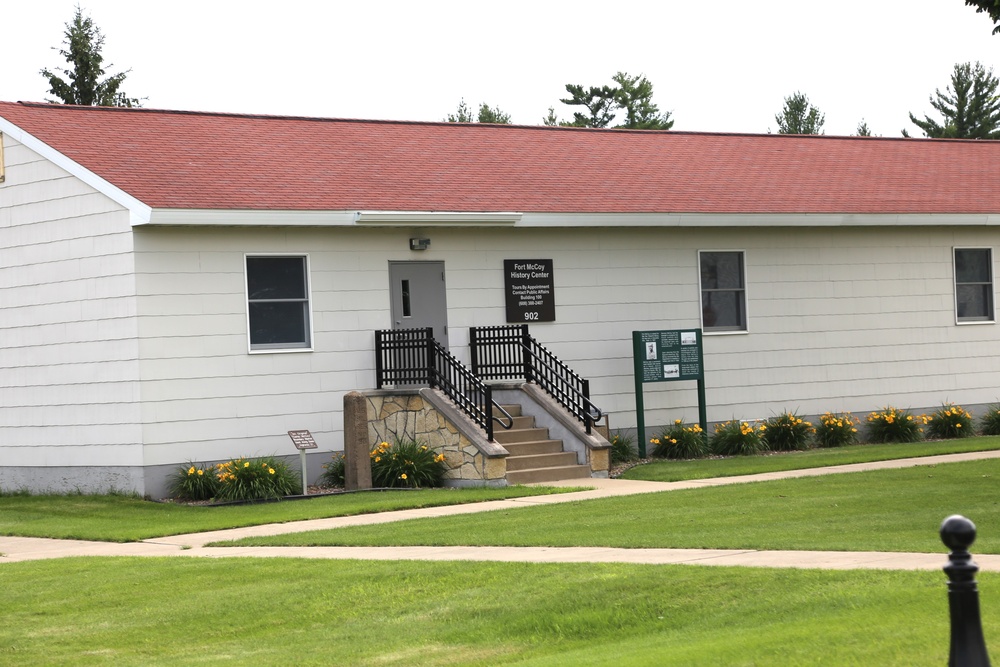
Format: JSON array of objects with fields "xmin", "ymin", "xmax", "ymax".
[{"xmin": 2, "ymin": 101, "xmax": 999, "ymax": 214}]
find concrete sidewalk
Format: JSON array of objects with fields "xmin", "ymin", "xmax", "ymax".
[{"xmin": 3, "ymin": 449, "xmax": 999, "ymax": 568}]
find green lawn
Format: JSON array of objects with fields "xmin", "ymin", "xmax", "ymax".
[
  {"xmin": 4, "ymin": 450, "xmax": 999, "ymax": 665},
  {"xmin": 0, "ymin": 486, "xmax": 573, "ymax": 542},
  {"xmin": 623, "ymin": 436, "xmax": 1000, "ymax": 482},
  {"xmin": 229, "ymin": 458, "xmax": 1000, "ymax": 553},
  {"xmin": 0, "ymin": 556, "xmax": 992, "ymax": 666}
]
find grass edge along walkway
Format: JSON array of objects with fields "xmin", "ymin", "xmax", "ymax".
[{"xmin": 5, "ymin": 450, "xmax": 1000, "ymax": 568}]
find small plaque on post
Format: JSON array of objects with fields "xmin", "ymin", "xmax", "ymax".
[{"xmin": 288, "ymin": 430, "xmax": 318, "ymax": 450}]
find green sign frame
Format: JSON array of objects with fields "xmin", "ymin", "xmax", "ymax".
[{"xmin": 632, "ymin": 329, "xmax": 708, "ymax": 456}]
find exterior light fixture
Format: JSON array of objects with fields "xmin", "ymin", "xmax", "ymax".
[{"xmin": 409, "ymin": 238, "xmax": 430, "ymax": 251}]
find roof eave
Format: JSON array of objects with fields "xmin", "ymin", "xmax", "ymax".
[{"xmin": 142, "ymin": 209, "xmax": 1000, "ymax": 228}]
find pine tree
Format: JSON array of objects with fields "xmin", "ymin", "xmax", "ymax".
[
  {"xmin": 558, "ymin": 72, "xmax": 673, "ymax": 129},
  {"xmin": 612, "ymin": 72, "xmax": 674, "ymax": 130},
  {"xmin": 445, "ymin": 100, "xmax": 511, "ymax": 124},
  {"xmin": 560, "ymin": 83, "xmax": 618, "ymax": 128},
  {"xmin": 965, "ymin": 0, "xmax": 1000, "ymax": 34},
  {"xmin": 445, "ymin": 99, "xmax": 475, "ymax": 123},
  {"xmin": 774, "ymin": 92, "xmax": 825, "ymax": 134},
  {"xmin": 40, "ymin": 5, "xmax": 141, "ymax": 107},
  {"xmin": 476, "ymin": 103, "xmax": 511, "ymax": 124},
  {"xmin": 905, "ymin": 62, "xmax": 1000, "ymax": 139}
]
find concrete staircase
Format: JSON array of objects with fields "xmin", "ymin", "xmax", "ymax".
[{"xmin": 494, "ymin": 404, "xmax": 592, "ymax": 484}]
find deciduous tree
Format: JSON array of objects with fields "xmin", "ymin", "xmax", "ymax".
[
  {"xmin": 904, "ymin": 61, "xmax": 1000, "ymax": 138},
  {"xmin": 40, "ymin": 5, "xmax": 141, "ymax": 107},
  {"xmin": 774, "ymin": 92, "xmax": 825, "ymax": 134}
]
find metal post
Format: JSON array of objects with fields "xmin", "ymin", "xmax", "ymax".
[
  {"xmin": 485, "ymin": 384, "xmax": 495, "ymax": 442},
  {"xmin": 425, "ymin": 327, "xmax": 436, "ymax": 388},
  {"xmin": 521, "ymin": 324, "xmax": 533, "ymax": 383},
  {"xmin": 299, "ymin": 449, "xmax": 308, "ymax": 496},
  {"xmin": 632, "ymin": 331, "xmax": 647, "ymax": 457},
  {"xmin": 941, "ymin": 514, "xmax": 992, "ymax": 667}
]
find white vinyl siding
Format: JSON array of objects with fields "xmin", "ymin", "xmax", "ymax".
[
  {"xmin": 0, "ymin": 135, "xmax": 143, "ymax": 477},
  {"xmin": 129, "ymin": 224, "xmax": 1000, "ymax": 465}
]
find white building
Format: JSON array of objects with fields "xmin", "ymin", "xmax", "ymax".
[{"xmin": 2, "ymin": 101, "xmax": 999, "ymax": 497}]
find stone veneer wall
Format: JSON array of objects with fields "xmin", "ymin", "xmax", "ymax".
[{"xmin": 363, "ymin": 392, "xmax": 506, "ymax": 485}]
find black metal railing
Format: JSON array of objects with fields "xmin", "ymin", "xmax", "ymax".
[
  {"xmin": 470, "ymin": 324, "xmax": 602, "ymax": 434},
  {"xmin": 375, "ymin": 327, "xmax": 512, "ymax": 441}
]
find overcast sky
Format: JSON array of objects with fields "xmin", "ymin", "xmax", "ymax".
[{"xmin": 3, "ymin": 1, "xmax": 999, "ymax": 137}]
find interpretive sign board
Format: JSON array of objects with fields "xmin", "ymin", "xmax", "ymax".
[
  {"xmin": 632, "ymin": 330, "xmax": 708, "ymax": 457},
  {"xmin": 288, "ymin": 430, "xmax": 318, "ymax": 450},
  {"xmin": 504, "ymin": 259, "xmax": 555, "ymax": 323},
  {"xmin": 634, "ymin": 329, "xmax": 704, "ymax": 383}
]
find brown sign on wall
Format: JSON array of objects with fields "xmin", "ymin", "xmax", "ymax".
[{"xmin": 287, "ymin": 430, "xmax": 318, "ymax": 450}]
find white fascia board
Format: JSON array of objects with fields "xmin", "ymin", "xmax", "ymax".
[
  {"xmin": 0, "ymin": 116, "xmax": 152, "ymax": 226},
  {"xmin": 516, "ymin": 212, "xmax": 1000, "ymax": 227},
  {"xmin": 147, "ymin": 210, "xmax": 520, "ymax": 227},
  {"xmin": 353, "ymin": 211, "xmax": 522, "ymax": 225},
  {"xmin": 147, "ymin": 209, "xmax": 358, "ymax": 226},
  {"xmin": 146, "ymin": 209, "xmax": 1000, "ymax": 228}
]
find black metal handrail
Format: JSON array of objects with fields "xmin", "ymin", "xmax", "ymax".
[
  {"xmin": 375, "ymin": 327, "xmax": 513, "ymax": 440},
  {"xmin": 470, "ymin": 324, "xmax": 602, "ymax": 434}
]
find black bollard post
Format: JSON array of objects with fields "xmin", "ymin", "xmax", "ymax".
[{"xmin": 941, "ymin": 514, "xmax": 992, "ymax": 667}]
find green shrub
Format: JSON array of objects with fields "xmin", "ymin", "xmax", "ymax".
[
  {"xmin": 320, "ymin": 453, "xmax": 346, "ymax": 487},
  {"xmin": 168, "ymin": 456, "xmax": 299, "ymax": 502},
  {"xmin": 763, "ymin": 411, "xmax": 814, "ymax": 451},
  {"xmin": 865, "ymin": 407, "xmax": 923, "ymax": 444},
  {"xmin": 980, "ymin": 405, "xmax": 1000, "ymax": 435},
  {"xmin": 925, "ymin": 403, "xmax": 974, "ymax": 439},
  {"xmin": 609, "ymin": 433, "xmax": 638, "ymax": 465},
  {"xmin": 651, "ymin": 420, "xmax": 708, "ymax": 459},
  {"xmin": 168, "ymin": 463, "xmax": 220, "ymax": 501},
  {"xmin": 814, "ymin": 412, "xmax": 860, "ymax": 448},
  {"xmin": 710, "ymin": 419, "xmax": 767, "ymax": 456},
  {"xmin": 213, "ymin": 456, "xmax": 299, "ymax": 502},
  {"xmin": 371, "ymin": 439, "xmax": 447, "ymax": 488}
]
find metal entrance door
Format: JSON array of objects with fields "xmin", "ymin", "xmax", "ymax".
[{"xmin": 388, "ymin": 261, "xmax": 449, "ymax": 348}]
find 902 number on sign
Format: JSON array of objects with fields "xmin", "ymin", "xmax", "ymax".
[{"xmin": 524, "ymin": 312, "xmax": 539, "ymax": 321}]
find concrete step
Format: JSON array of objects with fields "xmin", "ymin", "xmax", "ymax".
[
  {"xmin": 506, "ymin": 451, "xmax": 580, "ymax": 472},
  {"xmin": 494, "ymin": 414, "xmax": 534, "ymax": 431},
  {"xmin": 503, "ymin": 440, "xmax": 565, "ymax": 457},
  {"xmin": 494, "ymin": 427, "xmax": 549, "ymax": 444},
  {"xmin": 499, "ymin": 404, "xmax": 522, "ymax": 417},
  {"xmin": 506, "ymin": 465, "xmax": 593, "ymax": 485}
]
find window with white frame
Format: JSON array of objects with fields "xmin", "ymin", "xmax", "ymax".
[
  {"xmin": 954, "ymin": 247, "xmax": 994, "ymax": 323},
  {"xmin": 699, "ymin": 250, "xmax": 747, "ymax": 332},
  {"xmin": 245, "ymin": 255, "xmax": 312, "ymax": 350}
]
